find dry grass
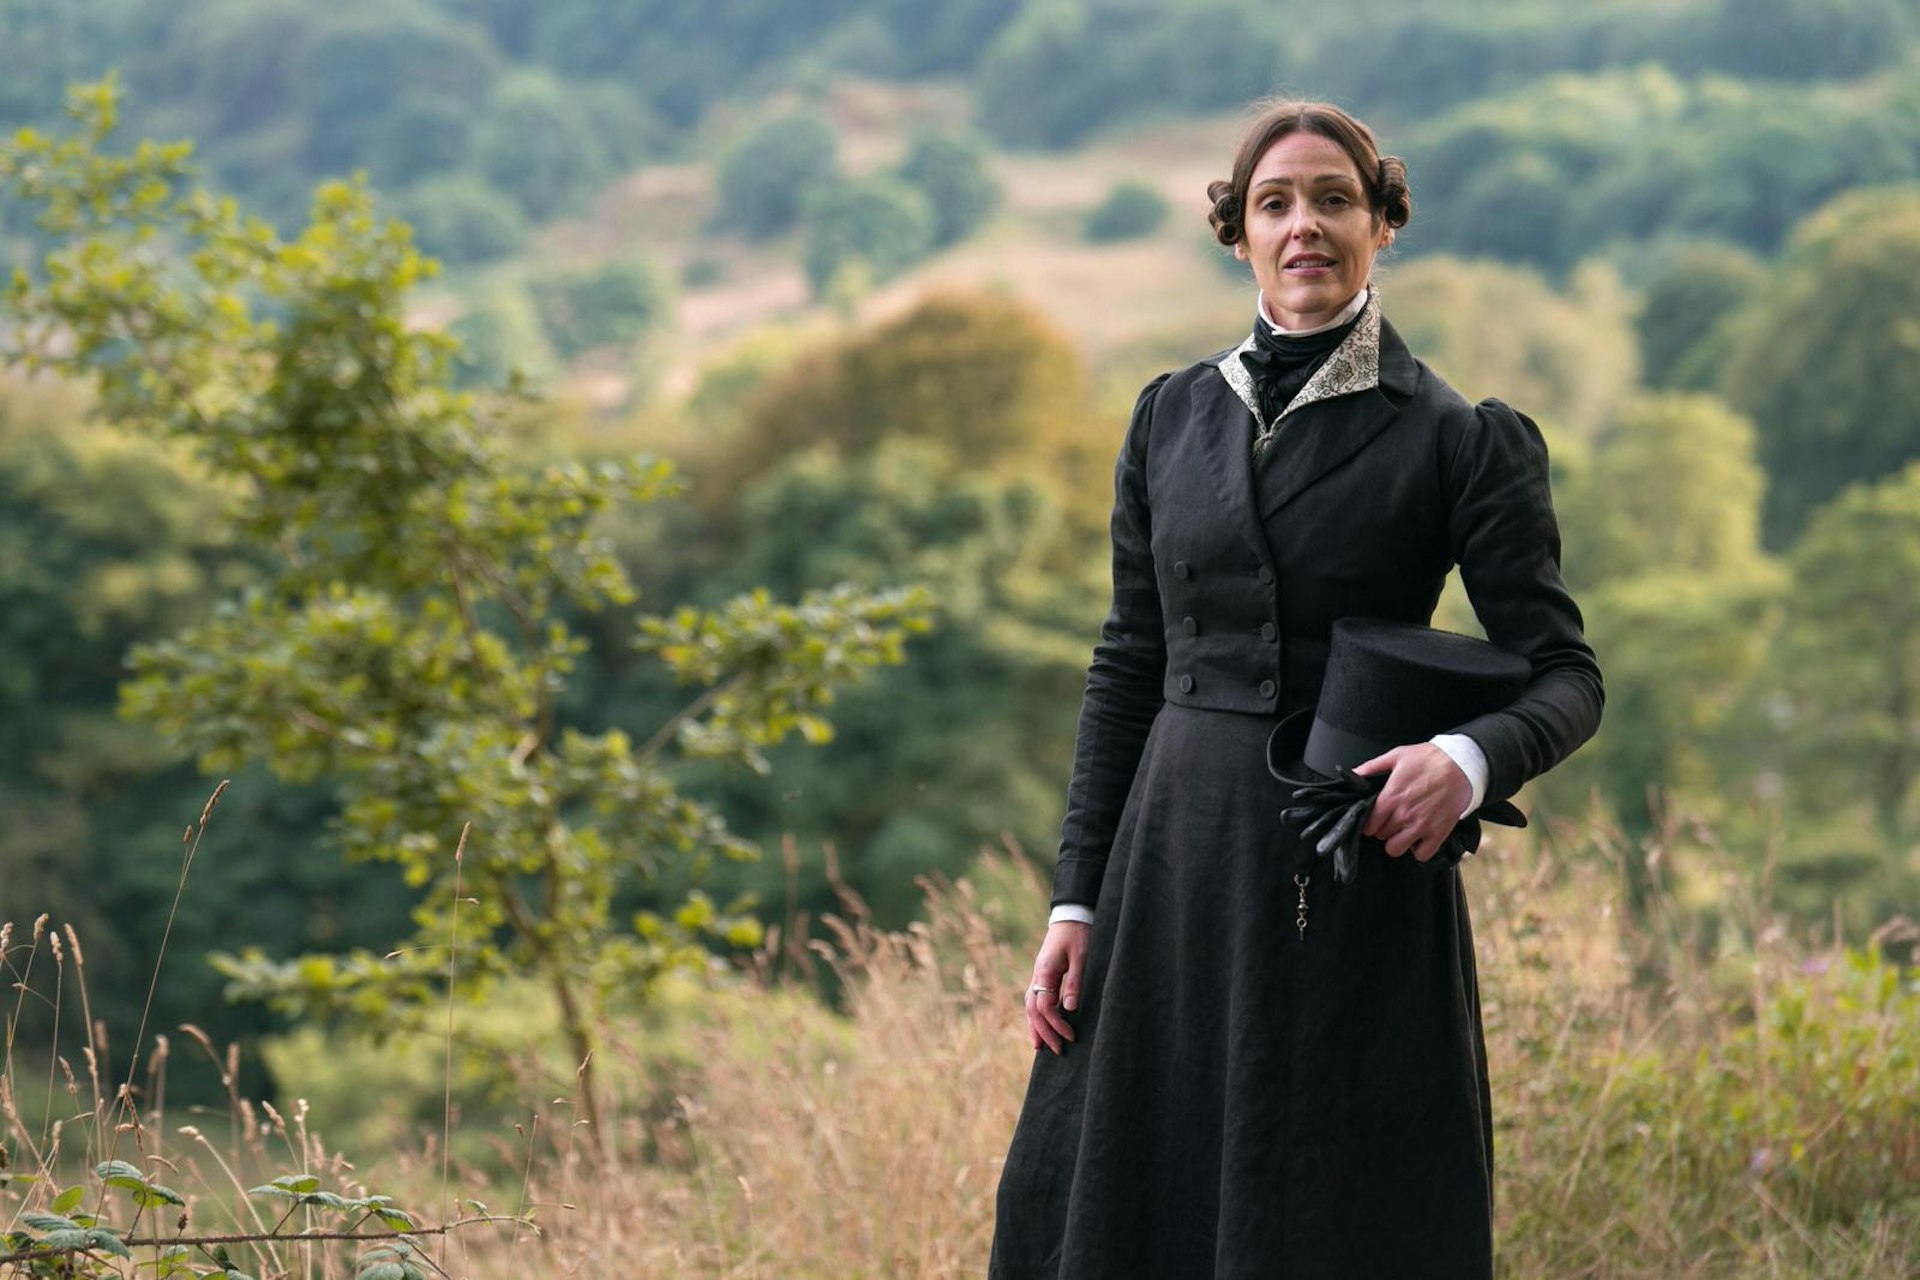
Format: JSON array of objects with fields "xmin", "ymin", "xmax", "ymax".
[{"xmin": 7, "ymin": 810, "xmax": 1918, "ymax": 1278}]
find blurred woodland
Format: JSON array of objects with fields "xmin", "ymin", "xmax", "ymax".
[{"xmin": 0, "ymin": 1, "xmax": 1918, "ymax": 1274}]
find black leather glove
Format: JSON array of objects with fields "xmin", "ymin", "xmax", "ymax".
[{"xmin": 1279, "ymin": 767, "xmax": 1478, "ymax": 883}]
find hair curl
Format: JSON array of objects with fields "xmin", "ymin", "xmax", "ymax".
[{"xmin": 1207, "ymin": 100, "xmax": 1412, "ymax": 248}]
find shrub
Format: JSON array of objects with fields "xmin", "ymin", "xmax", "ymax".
[{"xmin": 1083, "ymin": 180, "xmax": 1167, "ymax": 243}]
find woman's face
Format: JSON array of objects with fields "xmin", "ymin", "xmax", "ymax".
[{"xmin": 1233, "ymin": 129, "xmax": 1393, "ymax": 330}]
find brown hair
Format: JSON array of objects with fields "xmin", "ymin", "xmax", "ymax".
[{"xmin": 1207, "ymin": 99, "xmax": 1412, "ymax": 248}]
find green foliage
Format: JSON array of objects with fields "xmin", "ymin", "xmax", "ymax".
[
  {"xmin": 1381, "ymin": 256, "xmax": 1638, "ymax": 445},
  {"xmin": 1716, "ymin": 185, "xmax": 1920, "ymax": 545},
  {"xmin": 390, "ymin": 176, "xmax": 526, "ymax": 266},
  {"xmin": 976, "ymin": 0, "xmax": 1285, "ymax": 147},
  {"xmin": 526, "ymin": 256, "xmax": 672, "ymax": 359},
  {"xmin": 1632, "ymin": 238, "xmax": 1766, "ymax": 389},
  {"xmin": 799, "ymin": 175, "xmax": 935, "ymax": 301},
  {"xmin": 1563, "ymin": 394, "xmax": 1770, "ymax": 588},
  {"xmin": 1082, "ymin": 179, "xmax": 1166, "ymax": 243},
  {"xmin": 714, "ymin": 110, "xmax": 840, "ymax": 237},
  {"xmin": 895, "ymin": 130, "xmax": 1001, "ymax": 248},
  {"xmin": 1774, "ymin": 460, "xmax": 1920, "ymax": 839},
  {"xmin": 298, "ymin": 5, "xmax": 499, "ymax": 174},
  {"xmin": 0, "ymin": 82, "xmax": 934, "ymax": 1135},
  {"xmin": 1499, "ymin": 942, "xmax": 1920, "ymax": 1275},
  {"xmin": 474, "ymin": 70, "xmax": 610, "ymax": 222},
  {"xmin": 1680, "ymin": 0, "xmax": 1917, "ymax": 79},
  {"xmin": 447, "ymin": 282, "xmax": 556, "ymax": 388},
  {"xmin": 1405, "ymin": 65, "xmax": 1920, "ymax": 270},
  {"xmin": 679, "ymin": 438, "xmax": 1098, "ymax": 925},
  {"xmin": 0, "ymin": 1155, "xmax": 470, "ymax": 1278},
  {"xmin": 1551, "ymin": 394, "xmax": 1783, "ymax": 831},
  {"xmin": 707, "ymin": 292, "xmax": 1096, "ymax": 522}
]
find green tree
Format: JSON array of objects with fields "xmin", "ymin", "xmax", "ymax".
[
  {"xmin": 700, "ymin": 292, "xmax": 1103, "ymax": 534},
  {"xmin": 896, "ymin": 130, "xmax": 1001, "ymax": 248},
  {"xmin": 391, "ymin": 174, "xmax": 527, "ymax": 266},
  {"xmin": 0, "ymin": 82, "xmax": 933, "ymax": 1139},
  {"xmin": 799, "ymin": 175, "xmax": 934, "ymax": 301},
  {"xmin": 1383, "ymin": 256, "xmax": 1639, "ymax": 446},
  {"xmin": 1561, "ymin": 394, "xmax": 1771, "ymax": 590},
  {"xmin": 298, "ymin": 4, "xmax": 499, "ymax": 174},
  {"xmin": 1633, "ymin": 239, "xmax": 1765, "ymax": 389},
  {"xmin": 714, "ymin": 110, "xmax": 839, "ymax": 237},
  {"xmin": 474, "ymin": 69, "xmax": 611, "ymax": 223},
  {"xmin": 673, "ymin": 437, "xmax": 1101, "ymax": 926},
  {"xmin": 1083, "ymin": 179, "xmax": 1167, "ymax": 243},
  {"xmin": 1553, "ymin": 394, "xmax": 1783, "ymax": 848},
  {"xmin": 447, "ymin": 282, "xmax": 556, "ymax": 389},
  {"xmin": 1717, "ymin": 186, "xmax": 1920, "ymax": 546},
  {"xmin": 1775, "ymin": 462, "xmax": 1920, "ymax": 840},
  {"xmin": 527, "ymin": 256, "xmax": 672, "ymax": 359}
]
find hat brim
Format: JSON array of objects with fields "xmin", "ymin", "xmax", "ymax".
[{"xmin": 1264, "ymin": 706, "xmax": 1326, "ymax": 789}]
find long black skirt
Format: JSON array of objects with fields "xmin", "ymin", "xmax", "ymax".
[{"xmin": 988, "ymin": 704, "xmax": 1496, "ymax": 1279}]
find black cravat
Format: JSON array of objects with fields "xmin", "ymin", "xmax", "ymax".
[{"xmin": 1239, "ymin": 309, "xmax": 1361, "ymax": 427}]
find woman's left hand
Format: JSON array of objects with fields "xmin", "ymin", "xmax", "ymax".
[{"xmin": 1351, "ymin": 744, "xmax": 1472, "ymax": 862}]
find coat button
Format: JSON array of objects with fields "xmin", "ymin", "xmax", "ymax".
[
  {"xmin": 1257, "ymin": 565, "xmax": 1274, "ymax": 585},
  {"xmin": 1258, "ymin": 679, "xmax": 1277, "ymax": 699},
  {"xmin": 1260, "ymin": 622, "xmax": 1277, "ymax": 642},
  {"xmin": 1179, "ymin": 674, "xmax": 1195, "ymax": 694},
  {"xmin": 1173, "ymin": 560, "xmax": 1191, "ymax": 579},
  {"xmin": 1182, "ymin": 616, "xmax": 1198, "ymax": 635}
]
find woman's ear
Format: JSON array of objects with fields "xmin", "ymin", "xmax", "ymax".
[{"xmin": 1233, "ymin": 240, "xmax": 1248, "ymax": 261}]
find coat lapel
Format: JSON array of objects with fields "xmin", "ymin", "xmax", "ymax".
[
  {"xmin": 1188, "ymin": 363, "xmax": 1278, "ymax": 578},
  {"xmin": 1206, "ymin": 291, "xmax": 1420, "ymax": 521}
]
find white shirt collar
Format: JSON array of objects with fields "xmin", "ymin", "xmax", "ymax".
[{"xmin": 1256, "ymin": 285, "xmax": 1370, "ymax": 338}]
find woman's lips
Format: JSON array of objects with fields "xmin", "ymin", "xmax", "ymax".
[{"xmin": 1284, "ymin": 257, "xmax": 1335, "ymax": 275}]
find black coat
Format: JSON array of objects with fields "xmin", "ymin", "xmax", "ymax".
[{"xmin": 990, "ymin": 292, "xmax": 1603, "ymax": 1278}]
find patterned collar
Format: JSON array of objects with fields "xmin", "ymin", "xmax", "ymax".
[{"xmin": 1217, "ymin": 285, "xmax": 1384, "ymax": 459}]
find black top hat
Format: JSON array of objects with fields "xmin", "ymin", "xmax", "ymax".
[{"xmin": 1267, "ymin": 618, "xmax": 1530, "ymax": 877}]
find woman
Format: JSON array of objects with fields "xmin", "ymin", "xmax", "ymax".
[{"xmin": 988, "ymin": 100, "xmax": 1604, "ymax": 1278}]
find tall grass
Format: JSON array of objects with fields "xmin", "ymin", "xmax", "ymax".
[{"xmin": 6, "ymin": 811, "xmax": 1918, "ymax": 1277}]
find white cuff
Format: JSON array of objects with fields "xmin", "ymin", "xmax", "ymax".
[
  {"xmin": 1428, "ymin": 733, "xmax": 1489, "ymax": 818},
  {"xmin": 1049, "ymin": 903, "xmax": 1096, "ymax": 927}
]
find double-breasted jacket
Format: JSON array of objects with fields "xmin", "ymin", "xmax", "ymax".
[{"xmin": 1049, "ymin": 292, "xmax": 1604, "ymax": 911}]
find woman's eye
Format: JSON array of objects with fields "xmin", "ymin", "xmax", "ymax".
[
  {"xmin": 1262, "ymin": 200, "xmax": 1286, "ymax": 213},
  {"xmin": 1323, "ymin": 195, "xmax": 1350, "ymax": 208}
]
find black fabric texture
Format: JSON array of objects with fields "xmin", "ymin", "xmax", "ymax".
[{"xmin": 991, "ymin": 305, "xmax": 1603, "ymax": 1278}]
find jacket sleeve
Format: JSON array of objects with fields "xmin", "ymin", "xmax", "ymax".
[
  {"xmin": 1439, "ymin": 396, "xmax": 1604, "ymax": 806},
  {"xmin": 1050, "ymin": 372, "xmax": 1172, "ymax": 910}
]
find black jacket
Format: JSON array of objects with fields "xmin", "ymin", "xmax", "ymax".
[{"xmin": 1050, "ymin": 306, "xmax": 1603, "ymax": 911}]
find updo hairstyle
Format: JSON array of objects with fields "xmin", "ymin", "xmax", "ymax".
[{"xmin": 1206, "ymin": 99, "xmax": 1412, "ymax": 248}]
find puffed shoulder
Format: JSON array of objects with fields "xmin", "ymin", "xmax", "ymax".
[
  {"xmin": 1119, "ymin": 370, "xmax": 1175, "ymax": 464},
  {"xmin": 1438, "ymin": 396, "xmax": 1559, "ymax": 564},
  {"xmin": 1440, "ymin": 395, "xmax": 1551, "ymax": 472}
]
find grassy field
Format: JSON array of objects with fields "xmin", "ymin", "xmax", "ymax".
[{"xmin": 6, "ymin": 813, "xmax": 1916, "ymax": 1278}]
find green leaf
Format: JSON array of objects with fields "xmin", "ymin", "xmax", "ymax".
[
  {"xmin": 20, "ymin": 1212, "xmax": 81, "ymax": 1232},
  {"xmin": 272, "ymin": 1173, "xmax": 321, "ymax": 1194},
  {"xmin": 134, "ymin": 1182, "xmax": 187, "ymax": 1207},
  {"xmin": 95, "ymin": 1159, "xmax": 146, "ymax": 1190},
  {"xmin": 50, "ymin": 1185, "xmax": 85, "ymax": 1214},
  {"xmin": 84, "ymin": 1227, "xmax": 132, "ymax": 1258}
]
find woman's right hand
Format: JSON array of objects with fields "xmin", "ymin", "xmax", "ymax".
[{"xmin": 1025, "ymin": 921, "xmax": 1090, "ymax": 1054}]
